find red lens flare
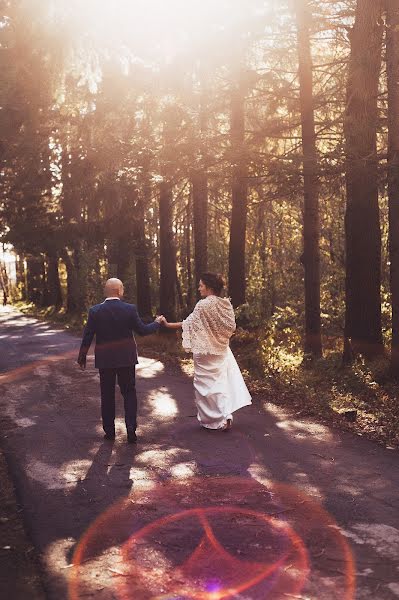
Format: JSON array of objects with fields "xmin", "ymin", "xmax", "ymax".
[
  {"xmin": 69, "ymin": 477, "xmax": 356, "ymax": 600},
  {"xmin": 0, "ymin": 349, "xmax": 77, "ymax": 384},
  {"xmin": 118, "ymin": 506, "xmax": 308, "ymax": 600}
]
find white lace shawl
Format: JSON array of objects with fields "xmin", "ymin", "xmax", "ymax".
[{"xmin": 182, "ymin": 295, "xmax": 236, "ymax": 355}]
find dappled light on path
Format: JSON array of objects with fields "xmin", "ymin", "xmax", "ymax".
[
  {"xmin": 148, "ymin": 391, "xmax": 179, "ymax": 418},
  {"xmin": 137, "ymin": 360, "xmax": 165, "ymax": 378}
]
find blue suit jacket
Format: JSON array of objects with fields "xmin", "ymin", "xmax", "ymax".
[{"xmin": 78, "ymin": 299, "xmax": 160, "ymax": 369}]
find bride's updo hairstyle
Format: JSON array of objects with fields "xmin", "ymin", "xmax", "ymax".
[{"xmin": 200, "ymin": 272, "xmax": 225, "ymax": 296}]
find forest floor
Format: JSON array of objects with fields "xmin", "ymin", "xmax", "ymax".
[
  {"xmin": 0, "ymin": 304, "xmax": 398, "ymax": 600},
  {"xmin": 15, "ymin": 302, "xmax": 399, "ymax": 450}
]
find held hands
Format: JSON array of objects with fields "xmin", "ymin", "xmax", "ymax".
[
  {"xmin": 155, "ymin": 315, "xmax": 169, "ymax": 327},
  {"xmin": 156, "ymin": 316, "xmax": 182, "ymax": 330}
]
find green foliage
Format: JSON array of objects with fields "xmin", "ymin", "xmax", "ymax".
[
  {"xmin": 231, "ymin": 316, "xmax": 399, "ymax": 447},
  {"xmin": 232, "ymin": 306, "xmax": 303, "ymax": 378}
]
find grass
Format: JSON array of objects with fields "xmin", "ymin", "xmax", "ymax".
[{"xmin": 13, "ymin": 302, "xmax": 399, "ymax": 449}]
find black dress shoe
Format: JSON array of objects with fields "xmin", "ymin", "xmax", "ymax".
[
  {"xmin": 104, "ymin": 432, "xmax": 115, "ymax": 441},
  {"xmin": 127, "ymin": 431, "xmax": 137, "ymax": 444}
]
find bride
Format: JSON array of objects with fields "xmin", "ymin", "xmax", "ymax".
[{"xmin": 161, "ymin": 273, "xmax": 252, "ymax": 431}]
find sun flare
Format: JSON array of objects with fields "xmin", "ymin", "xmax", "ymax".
[{"xmin": 50, "ymin": 0, "xmax": 270, "ymax": 63}]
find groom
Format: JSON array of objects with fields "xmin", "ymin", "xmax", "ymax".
[{"xmin": 77, "ymin": 278, "xmax": 163, "ymax": 443}]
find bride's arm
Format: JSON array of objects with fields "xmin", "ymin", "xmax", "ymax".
[
  {"xmin": 163, "ymin": 320, "xmax": 183, "ymax": 329},
  {"xmin": 162, "ymin": 302, "xmax": 200, "ymax": 330}
]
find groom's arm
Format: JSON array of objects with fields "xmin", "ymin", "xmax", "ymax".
[
  {"xmin": 130, "ymin": 305, "xmax": 161, "ymax": 336},
  {"xmin": 77, "ymin": 308, "xmax": 96, "ymax": 369}
]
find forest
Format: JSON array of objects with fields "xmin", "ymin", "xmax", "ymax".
[{"xmin": 1, "ymin": 0, "xmax": 399, "ymax": 444}]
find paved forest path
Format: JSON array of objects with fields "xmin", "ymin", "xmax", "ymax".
[{"xmin": 0, "ymin": 306, "xmax": 398, "ymax": 600}]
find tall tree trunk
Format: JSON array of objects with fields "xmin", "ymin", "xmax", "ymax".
[
  {"xmin": 104, "ymin": 182, "xmax": 122, "ymax": 279},
  {"xmin": 115, "ymin": 193, "xmax": 135, "ymax": 302},
  {"xmin": 135, "ymin": 194, "xmax": 153, "ymax": 319},
  {"xmin": 86, "ymin": 186, "xmax": 103, "ymax": 306},
  {"xmin": 295, "ymin": 0, "xmax": 322, "ymax": 358},
  {"xmin": 104, "ymin": 185, "xmax": 134, "ymax": 298},
  {"xmin": 159, "ymin": 105, "xmax": 180, "ymax": 320},
  {"xmin": 343, "ymin": 0, "xmax": 384, "ymax": 361},
  {"xmin": 43, "ymin": 252, "xmax": 62, "ymax": 308},
  {"xmin": 386, "ymin": 0, "xmax": 399, "ymax": 376},
  {"xmin": 116, "ymin": 233, "xmax": 134, "ymax": 293},
  {"xmin": 192, "ymin": 70, "xmax": 209, "ymax": 300},
  {"xmin": 159, "ymin": 180, "xmax": 177, "ymax": 321},
  {"xmin": 192, "ymin": 171, "xmax": 208, "ymax": 298},
  {"xmin": 228, "ymin": 75, "xmax": 248, "ymax": 307},
  {"xmin": 61, "ymin": 248, "xmax": 86, "ymax": 314}
]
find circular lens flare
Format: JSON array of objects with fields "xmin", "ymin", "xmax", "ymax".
[
  {"xmin": 69, "ymin": 477, "xmax": 356, "ymax": 600},
  {"xmin": 119, "ymin": 506, "xmax": 308, "ymax": 600}
]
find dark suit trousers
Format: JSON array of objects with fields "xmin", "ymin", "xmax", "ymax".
[{"xmin": 99, "ymin": 367, "xmax": 137, "ymax": 434}]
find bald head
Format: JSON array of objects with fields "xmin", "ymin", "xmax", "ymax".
[{"xmin": 104, "ymin": 278, "xmax": 124, "ymax": 299}]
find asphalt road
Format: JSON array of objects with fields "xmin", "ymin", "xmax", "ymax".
[{"xmin": 0, "ymin": 306, "xmax": 398, "ymax": 600}]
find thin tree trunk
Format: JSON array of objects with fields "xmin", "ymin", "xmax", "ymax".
[
  {"xmin": 116, "ymin": 193, "xmax": 135, "ymax": 302},
  {"xmin": 176, "ymin": 271, "xmax": 185, "ymax": 311},
  {"xmin": 191, "ymin": 171, "xmax": 208, "ymax": 299},
  {"xmin": 16, "ymin": 255, "xmax": 27, "ymax": 301},
  {"xmin": 343, "ymin": 0, "xmax": 384, "ymax": 361},
  {"xmin": 135, "ymin": 194, "xmax": 153, "ymax": 319},
  {"xmin": 269, "ymin": 205, "xmax": 277, "ymax": 316},
  {"xmin": 0, "ymin": 263, "xmax": 9, "ymax": 306},
  {"xmin": 26, "ymin": 255, "xmax": 44, "ymax": 305},
  {"xmin": 159, "ymin": 180, "xmax": 177, "ymax": 321},
  {"xmin": 295, "ymin": 0, "xmax": 322, "ymax": 359},
  {"xmin": 41, "ymin": 258, "xmax": 49, "ymax": 306},
  {"xmin": 44, "ymin": 252, "xmax": 62, "ymax": 308},
  {"xmin": 185, "ymin": 196, "xmax": 194, "ymax": 308},
  {"xmin": 259, "ymin": 202, "xmax": 268, "ymax": 317},
  {"xmin": 192, "ymin": 68, "xmax": 209, "ymax": 299},
  {"xmin": 104, "ymin": 183, "xmax": 122, "ymax": 279},
  {"xmin": 228, "ymin": 75, "xmax": 248, "ymax": 307},
  {"xmin": 386, "ymin": 0, "xmax": 399, "ymax": 376}
]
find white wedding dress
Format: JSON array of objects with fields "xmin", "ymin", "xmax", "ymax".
[
  {"xmin": 182, "ymin": 295, "xmax": 252, "ymax": 430},
  {"xmin": 193, "ymin": 347, "xmax": 252, "ymax": 429}
]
